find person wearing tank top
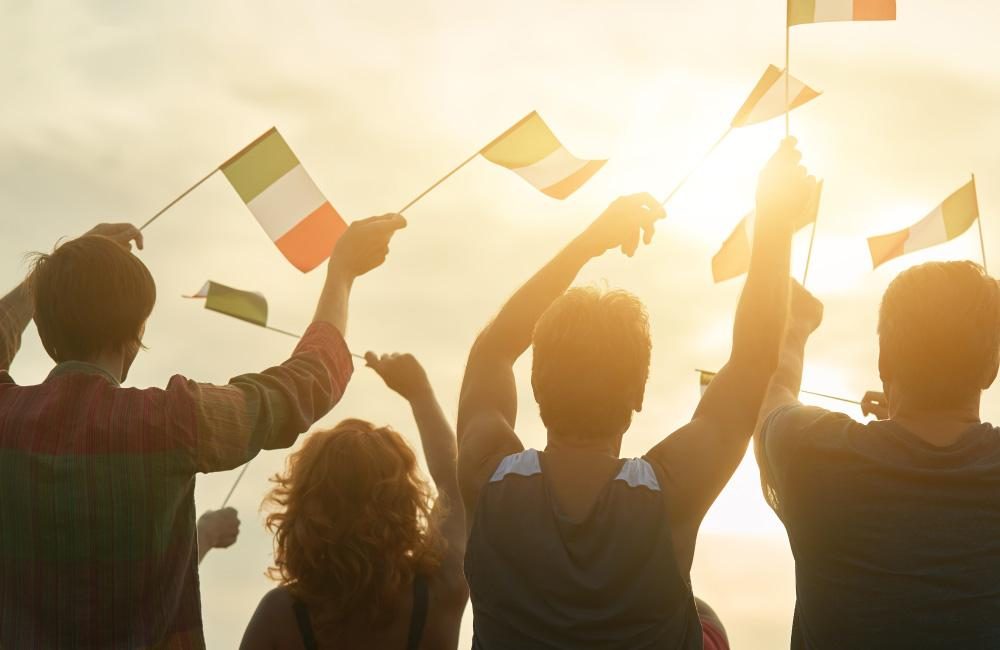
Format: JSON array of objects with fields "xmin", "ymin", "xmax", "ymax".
[
  {"xmin": 458, "ymin": 141, "xmax": 817, "ymax": 648},
  {"xmin": 240, "ymin": 352, "xmax": 468, "ymax": 650},
  {"xmin": 755, "ymin": 261, "xmax": 1000, "ymax": 649}
]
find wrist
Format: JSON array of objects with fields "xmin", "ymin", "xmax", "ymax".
[
  {"xmin": 404, "ymin": 381, "xmax": 435, "ymax": 403},
  {"xmin": 325, "ymin": 262, "xmax": 356, "ymax": 289},
  {"xmin": 566, "ymin": 235, "xmax": 599, "ymax": 264}
]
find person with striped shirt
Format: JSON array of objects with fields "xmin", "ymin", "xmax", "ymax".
[{"xmin": 0, "ymin": 215, "xmax": 405, "ymax": 649}]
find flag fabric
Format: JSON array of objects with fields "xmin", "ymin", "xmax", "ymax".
[
  {"xmin": 220, "ymin": 128, "xmax": 347, "ymax": 272},
  {"xmin": 480, "ymin": 112, "xmax": 606, "ymax": 199},
  {"xmin": 699, "ymin": 370, "xmax": 716, "ymax": 396},
  {"xmin": 186, "ymin": 281, "xmax": 268, "ymax": 327},
  {"xmin": 712, "ymin": 181, "xmax": 824, "ymax": 283},
  {"xmin": 789, "ymin": 0, "xmax": 896, "ymax": 26},
  {"xmin": 731, "ymin": 65, "xmax": 821, "ymax": 128},
  {"xmin": 868, "ymin": 178, "xmax": 980, "ymax": 269}
]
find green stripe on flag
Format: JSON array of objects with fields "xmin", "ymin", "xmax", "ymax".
[
  {"xmin": 941, "ymin": 178, "xmax": 980, "ymax": 240},
  {"xmin": 221, "ymin": 128, "xmax": 301, "ymax": 203},
  {"xmin": 788, "ymin": 0, "xmax": 816, "ymax": 25},
  {"xmin": 204, "ymin": 282, "xmax": 268, "ymax": 327}
]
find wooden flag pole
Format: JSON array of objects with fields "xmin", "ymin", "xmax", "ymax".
[
  {"xmin": 784, "ymin": 16, "xmax": 791, "ymax": 137},
  {"xmin": 140, "ymin": 168, "xmax": 219, "ymax": 231},
  {"xmin": 802, "ymin": 221, "xmax": 819, "ymax": 286},
  {"xmin": 973, "ymin": 174, "xmax": 988, "ymax": 273},
  {"xmin": 659, "ymin": 127, "xmax": 733, "ymax": 206},
  {"xmin": 695, "ymin": 369, "xmax": 859, "ymax": 405},
  {"xmin": 397, "ymin": 149, "xmax": 481, "ymax": 214},
  {"xmin": 220, "ymin": 462, "xmax": 250, "ymax": 508}
]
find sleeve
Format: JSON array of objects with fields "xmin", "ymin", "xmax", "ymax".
[
  {"xmin": 166, "ymin": 321, "xmax": 355, "ymax": 473},
  {"xmin": 756, "ymin": 404, "xmax": 838, "ymax": 518},
  {"xmin": 0, "ymin": 283, "xmax": 34, "ymax": 371}
]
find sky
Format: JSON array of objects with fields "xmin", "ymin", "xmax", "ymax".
[{"xmin": 2, "ymin": 1, "xmax": 999, "ymax": 647}]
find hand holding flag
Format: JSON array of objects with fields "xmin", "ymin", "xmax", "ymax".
[
  {"xmin": 365, "ymin": 352, "xmax": 433, "ymax": 401},
  {"xmin": 84, "ymin": 223, "xmax": 145, "ymax": 252},
  {"xmin": 328, "ymin": 214, "xmax": 408, "ymax": 279},
  {"xmin": 756, "ymin": 138, "xmax": 818, "ymax": 232},
  {"xmin": 574, "ymin": 193, "xmax": 666, "ymax": 259}
]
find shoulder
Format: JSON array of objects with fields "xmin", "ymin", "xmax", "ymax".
[
  {"xmin": 759, "ymin": 404, "xmax": 860, "ymax": 467},
  {"xmin": 487, "ymin": 448, "xmax": 541, "ymax": 483},
  {"xmin": 241, "ymin": 587, "xmax": 300, "ymax": 649},
  {"xmin": 615, "ymin": 457, "xmax": 662, "ymax": 493}
]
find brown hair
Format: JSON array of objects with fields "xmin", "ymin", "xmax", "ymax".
[
  {"xmin": 879, "ymin": 261, "xmax": 1000, "ymax": 407},
  {"xmin": 30, "ymin": 235, "xmax": 155, "ymax": 363},
  {"xmin": 531, "ymin": 287, "xmax": 652, "ymax": 440},
  {"xmin": 264, "ymin": 419, "xmax": 442, "ymax": 631}
]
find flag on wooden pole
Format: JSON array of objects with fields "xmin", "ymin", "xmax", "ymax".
[
  {"xmin": 789, "ymin": 0, "xmax": 896, "ymax": 26},
  {"xmin": 480, "ymin": 112, "xmax": 606, "ymax": 199},
  {"xmin": 868, "ymin": 178, "xmax": 980, "ymax": 269},
  {"xmin": 221, "ymin": 128, "xmax": 347, "ymax": 273},
  {"xmin": 712, "ymin": 181, "xmax": 824, "ymax": 283},
  {"xmin": 186, "ymin": 281, "xmax": 268, "ymax": 327},
  {"xmin": 731, "ymin": 65, "xmax": 821, "ymax": 128}
]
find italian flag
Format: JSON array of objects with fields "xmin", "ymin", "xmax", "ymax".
[
  {"xmin": 480, "ymin": 112, "xmax": 606, "ymax": 200},
  {"xmin": 868, "ymin": 178, "xmax": 980, "ymax": 269},
  {"xmin": 221, "ymin": 128, "xmax": 347, "ymax": 272},
  {"xmin": 731, "ymin": 65, "xmax": 821, "ymax": 128},
  {"xmin": 186, "ymin": 281, "xmax": 268, "ymax": 327},
  {"xmin": 789, "ymin": 0, "xmax": 896, "ymax": 26}
]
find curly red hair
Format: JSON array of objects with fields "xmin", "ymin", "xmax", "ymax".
[{"xmin": 264, "ymin": 419, "xmax": 443, "ymax": 630}]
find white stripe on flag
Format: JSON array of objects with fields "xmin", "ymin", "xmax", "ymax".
[
  {"xmin": 903, "ymin": 205, "xmax": 948, "ymax": 254},
  {"xmin": 246, "ymin": 164, "xmax": 327, "ymax": 241},
  {"xmin": 814, "ymin": 0, "xmax": 855, "ymax": 22},
  {"xmin": 744, "ymin": 73, "xmax": 809, "ymax": 124},
  {"xmin": 512, "ymin": 146, "xmax": 591, "ymax": 191}
]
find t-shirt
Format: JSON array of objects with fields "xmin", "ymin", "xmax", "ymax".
[
  {"xmin": 758, "ymin": 405, "xmax": 1000, "ymax": 650},
  {"xmin": 465, "ymin": 449, "xmax": 704, "ymax": 649}
]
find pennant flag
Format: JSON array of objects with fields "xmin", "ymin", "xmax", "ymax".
[
  {"xmin": 699, "ymin": 370, "xmax": 716, "ymax": 396},
  {"xmin": 731, "ymin": 65, "xmax": 821, "ymax": 128},
  {"xmin": 221, "ymin": 128, "xmax": 348, "ymax": 272},
  {"xmin": 868, "ymin": 178, "xmax": 980, "ymax": 269},
  {"xmin": 789, "ymin": 0, "xmax": 896, "ymax": 26},
  {"xmin": 712, "ymin": 181, "xmax": 824, "ymax": 283},
  {"xmin": 480, "ymin": 112, "xmax": 606, "ymax": 199},
  {"xmin": 186, "ymin": 281, "xmax": 268, "ymax": 327}
]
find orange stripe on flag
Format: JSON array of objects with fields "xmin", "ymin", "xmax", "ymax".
[
  {"xmin": 274, "ymin": 202, "xmax": 348, "ymax": 272},
  {"xmin": 868, "ymin": 229, "xmax": 909, "ymax": 268},
  {"xmin": 540, "ymin": 160, "xmax": 607, "ymax": 200},
  {"xmin": 854, "ymin": 0, "xmax": 895, "ymax": 20}
]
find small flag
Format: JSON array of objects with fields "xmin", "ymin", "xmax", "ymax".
[
  {"xmin": 712, "ymin": 181, "xmax": 824, "ymax": 283},
  {"xmin": 221, "ymin": 128, "xmax": 347, "ymax": 272},
  {"xmin": 480, "ymin": 112, "xmax": 606, "ymax": 199},
  {"xmin": 731, "ymin": 65, "xmax": 821, "ymax": 128},
  {"xmin": 699, "ymin": 370, "xmax": 716, "ymax": 396},
  {"xmin": 789, "ymin": 0, "xmax": 896, "ymax": 26},
  {"xmin": 868, "ymin": 178, "xmax": 980, "ymax": 269},
  {"xmin": 186, "ymin": 281, "xmax": 268, "ymax": 327}
]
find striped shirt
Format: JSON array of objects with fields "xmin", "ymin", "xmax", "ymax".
[{"xmin": 0, "ymin": 293, "xmax": 353, "ymax": 649}]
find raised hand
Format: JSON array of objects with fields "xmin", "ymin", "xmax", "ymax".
[
  {"xmin": 197, "ymin": 507, "xmax": 240, "ymax": 551},
  {"xmin": 365, "ymin": 352, "xmax": 432, "ymax": 401},
  {"xmin": 756, "ymin": 137, "xmax": 818, "ymax": 231},
  {"xmin": 84, "ymin": 223, "xmax": 144, "ymax": 251},
  {"xmin": 788, "ymin": 279, "xmax": 824, "ymax": 336},
  {"xmin": 574, "ymin": 193, "xmax": 666, "ymax": 259},
  {"xmin": 861, "ymin": 391, "xmax": 889, "ymax": 420},
  {"xmin": 328, "ymin": 214, "xmax": 407, "ymax": 278}
]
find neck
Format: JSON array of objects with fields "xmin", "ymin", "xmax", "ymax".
[
  {"xmin": 77, "ymin": 350, "xmax": 126, "ymax": 383},
  {"xmin": 545, "ymin": 432, "xmax": 623, "ymax": 457},
  {"xmin": 888, "ymin": 388, "xmax": 981, "ymax": 445}
]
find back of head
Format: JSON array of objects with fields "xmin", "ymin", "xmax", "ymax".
[
  {"xmin": 878, "ymin": 261, "xmax": 1000, "ymax": 408},
  {"xmin": 31, "ymin": 235, "xmax": 155, "ymax": 363},
  {"xmin": 265, "ymin": 419, "xmax": 441, "ymax": 628},
  {"xmin": 531, "ymin": 287, "xmax": 651, "ymax": 441}
]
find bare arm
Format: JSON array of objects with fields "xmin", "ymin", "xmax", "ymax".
[
  {"xmin": 646, "ymin": 139, "xmax": 817, "ymax": 547},
  {"xmin": 0, "ymin": 282, "xmax": 34, "ymax": 370},
  {"xmin": 457, "ymin": 194, "xmax": 665, "ymax": 515}
]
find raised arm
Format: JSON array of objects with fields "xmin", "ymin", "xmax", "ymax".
[
  {"xmin": 645, "ymin": 139, "xmax": 817, "ymax": 554},
  {"xmin": 457, "ymin": 193, "xmax": 665, "ymax": 512},
  {"xmin": 366, "ymin": 352, "xmax": 469, "ymax": 605}
]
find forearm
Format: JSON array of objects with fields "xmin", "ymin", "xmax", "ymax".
[
  {"xmin": 312, "ymin": 267, "xmax": 353, "ymax": 337},
  {"xmin": 0, "ymin": 280, "xmax": 34, "ymax": 369},
  {"xmin": 197, "ymin": 530, "xmax": 211, "ymax": 564},
  {"xmin": 408, "ymin": 387, "xmax": 459, "ymax": 483},
  {"xmin": 754, "ymin": 327, "xmax": 809, "ymax": 437}
]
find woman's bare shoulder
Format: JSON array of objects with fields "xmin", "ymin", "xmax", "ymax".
[{"xmin": 240, "ymin": 586, "xmax": 304, "ymax": 650}]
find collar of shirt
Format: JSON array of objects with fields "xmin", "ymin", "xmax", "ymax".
[{"xmin": 47, "ymin": 361, "xmax": 121, "ymax": 386}]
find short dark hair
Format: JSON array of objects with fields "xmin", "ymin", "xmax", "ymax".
[
  {"xmin": 878, "ymin": 261, "xmax": 1000, "ymax": 407},
  {"xmin": 531, "ymin": 287, "xmax": 651, "ymax": 440},
  {"xmin": 30, "ymin": 235, "xmax": 156, "ymax": 363}
]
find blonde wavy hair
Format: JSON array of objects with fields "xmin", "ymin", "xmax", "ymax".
[{"xmin": 264, "ymin": 418, "xmax": 443, "ymax": 630}]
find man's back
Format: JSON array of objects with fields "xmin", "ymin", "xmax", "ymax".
[
  {"xmin": 465, "ymin": 449, "xmax": 703, "ymax": 650},
  {"xmin": 760, "ymin": 406, "xmax": 1000, "ymax": 649}
]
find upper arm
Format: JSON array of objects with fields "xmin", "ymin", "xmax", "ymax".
[
  {"xmin": 0, "ymin": 283, "xmax": 34, "ymax": 371},
  {"xmin": 755, "ymin": 403, "xmax": 832, "ymax": 515}
]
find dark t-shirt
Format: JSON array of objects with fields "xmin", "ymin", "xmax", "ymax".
[
  {"xmin": 465, "ymin": 449, "xmax": 703, "ymax": 650},
  {"xmin": 759, "ymin": 405, "xmax": 1000, "ymax": 650}
]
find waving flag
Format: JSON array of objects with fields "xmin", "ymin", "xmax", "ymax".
[
  {"xmin": 480, "ymin": 112, "xmax": 606, "ymax": 199},
  {"xmin": 868, "ymin": 178, "xmax": 980, "ymax": 269},
  {"xmin": 221, "ymin": 128, "xmax": 347, "ymax": 272},
  {"xmin": 186, "ymin": 281, "xmax": 268, "ymax": 326},
  {"xmin": 699, "ymin": 370, "xmax": 716, "ymax": 396},
  {"xmin": 712, "ymin": 181, "xmax": 824, "ymax": 283},
  {"xmin": 789, "ymin": 0, "xmax": 896, "ymax": 26},
  {"xmin": 731, "ymin": 65, "xmax": 821, "ymax": 128}
]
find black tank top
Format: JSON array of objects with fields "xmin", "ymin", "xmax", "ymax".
[
  {"xmin": 465, "ymin": 449, "xmax": 704, "ymax": 649},
  {"xmin": 292, "ymin": 574, "xmax": 429, "ymax": 650}
]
